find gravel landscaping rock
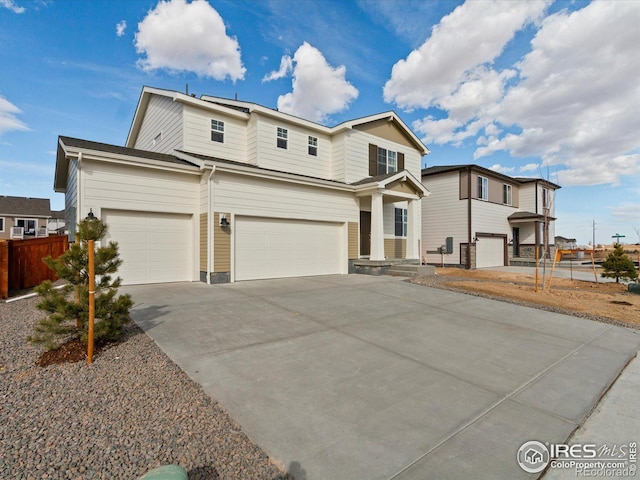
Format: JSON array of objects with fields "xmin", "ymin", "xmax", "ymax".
[{"xmin": 0, "ymin": 297, "xmax": 289, "ymax": 480}]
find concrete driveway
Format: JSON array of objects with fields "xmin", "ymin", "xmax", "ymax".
[{"xmin": 126, "ymin": 275, "xmax": 640, "ymax": 480}]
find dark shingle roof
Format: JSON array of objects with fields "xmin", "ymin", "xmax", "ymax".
[
  {"xmin": 422, "ymin": 164, "xmax": 561, "ymax": 189},
  {"xmin": 59, "ymin": 136, "xmax": 198, "ymax": 168},
  {"xmin": 0, "ymin": 196, "xmax": 52, "ymax": 217}
]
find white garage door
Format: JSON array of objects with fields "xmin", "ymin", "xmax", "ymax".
[
  {"xmin": 102, "ymin": 210, "xmax": 193, "ymax": 285},
  {"xmin": 235, "ymin": 217, "xmax": 344, "ymax": 281},
  {"xmin": 476, "ymin": 236, "xmax": 505, "ymax": 268}
]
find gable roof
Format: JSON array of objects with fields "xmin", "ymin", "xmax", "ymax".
[
  {"xmin": 0, "ymin": 196, "xmax": 52, "ymax": 217},
  {"xmin": 55, "ymin": 136, "xmax": 199, "ymax": 192},
  {"xmin": 422, "ymin": 164, "xmax": 561, "ymax": 189},
  {"xmin": 127, "ymin": 86, "xmax": 429, "ymax": 155},
  {"xmin": 351, "ymin": 170, "xmax": 429, "ymax": 197}
]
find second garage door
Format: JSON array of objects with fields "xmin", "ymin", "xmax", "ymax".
[
  {"xmin": 102, "ymin": 210, "xmax": 193, "ymax": 285},
  {"xmin": 475, "ymin": 236, "xmax": 505, "ymax": 268},
  {"xmin": 235, "ymin": 217, "xmax": 344, "ymax": 281}
]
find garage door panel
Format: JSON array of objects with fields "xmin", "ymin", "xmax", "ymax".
[
  {"xmin": 103, "ymin": 210, "xmax": 193, "ymax": 285},
  {"xmin": 476, "ymin": 237, "xmax": 505, "ymax": 268},
  {"xmin": 235, "ymin": 217, "xmax": 343, "ymax": 281}
]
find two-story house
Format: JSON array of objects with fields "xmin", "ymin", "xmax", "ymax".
[
  {"xmin": 421, "ymin": 165, "xmax": 559, "ymax": 269},
  {"xmin": 0, "ymin": 196, "xmax": 52, "ymax": 240},
  {"xmin": 54, "ymin": 86, "xmax": 429, "ymax": 285}
]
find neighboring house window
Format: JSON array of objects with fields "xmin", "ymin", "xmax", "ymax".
[
  {"xmin": 503, "ymin": 184, "xmax": 512, "ymax": 206},
  {"xmin": 542, "ymin": 187, "xmax": 551, "ymax": 209},
  {"xmin": 16, "ymin": 218, "xmax": 37, "ymax": 235},
  {"xmin": 478, "ymin": 176, "xmax": 488, "ymax": 201},
  {"xmin": 308, "ymin": 136, "xmax": 318, "ymax": 156},
  {"xmin": 377, "ymin": 148, "xmax": 397, "ymax": 174},
  {"xmin": 0, "ymin": 217, "xmax": 4, "ymax": 232},
  {"xmin": 277, "ymin": 127, "xmax": 288, "ymax": 149},
  {"xmin": 211, "ymin": 119, "xmax": 224, "ymax": 143},
  {"xmin": 394, "ymin": 208, "xmax": 407, "ymax": 237}
]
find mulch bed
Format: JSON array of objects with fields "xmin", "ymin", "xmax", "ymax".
[{"xmin": 35, "ymin": 337, "xmax": 108, "ymax": 367}]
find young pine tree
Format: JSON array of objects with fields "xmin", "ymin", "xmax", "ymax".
[
  {"xmin": 601, "ymin": 244, "xmax": 638, "ymax": 283},
  {"xmin": 28, "ymin": 218, "xmax": 133, "ymax": 350}
]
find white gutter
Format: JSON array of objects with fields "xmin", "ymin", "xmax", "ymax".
[{"xmin": 206, "ymin": 166, "xmax": 216, "ymax": 285}]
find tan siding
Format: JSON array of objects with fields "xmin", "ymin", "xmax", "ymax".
[
  {"xmin": 384, "ymin": 238, "xmax": 406, "ymax": 258},
  {"xmin": 199, "ymin": 213, "xmax": 207, "ymax": 271},
  {"xmin": 213, "ymin": 212, "xmax": 231, "ymax": 272},
  {"xmin": 348, "ymin": 222, "xmax": 358, "ymax": 259},
  {"xmin": 460, "ymin": 170, "xmax": 469, "ymax": 199},
  {"xmin": 353, "ymin": 120, "xmax": 415, "ymax": 150}
]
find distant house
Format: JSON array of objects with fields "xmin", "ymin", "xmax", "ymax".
[
  {"xmin": 555, "ymin": 236, "xmax": 577, "ymax": 249},
  {"xmin": 48, "ymin": 209, "xmax": 66, "ymax": 235},
  {"xmin": 421, "ymin": 165, "xmax": 560, "ymax": 268},
  {"xmin": 0, "ymin": 196, "xmax": 52, "ymax": 240}
]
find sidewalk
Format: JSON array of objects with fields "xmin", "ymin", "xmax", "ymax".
[{"xmin": 542, "ymin": 353, "xmax": 640, "ymax": 479}]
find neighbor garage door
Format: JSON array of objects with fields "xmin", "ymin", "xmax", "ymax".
[
  {"xmin": 235, "ymin": 217, "xmax": 343, "ymax": 281},
  {"xmin": 102, "ymin": 210, "xmax": 193, "ymax": 285},
  {"xmin": 475, "ymin": 236, "xmax": 505, "ymax": 268}
]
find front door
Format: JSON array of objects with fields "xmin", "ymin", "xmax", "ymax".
[
  {"xmin": 360, "ymin": 211, "xmax": 371, "ymax": 257},
  {"xmin": 512, "ymin": 227, "xmax": 520, "ymax": 257}
]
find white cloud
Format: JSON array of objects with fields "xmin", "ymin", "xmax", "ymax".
[
  {"xmin": 262, "ymin": 55, "xmax": 293, "ymax": 82},
  {"xmin": 383, "ymin": 0, "xmax": 549, "ymax": 110},
  {"xmin": 116, "ymin": 20, "xmax": 126, "ymax": 37},
  {"xmin": 520, "ymin": 163, "xmax": 539, "ymax": 173},
  {"xmin": 270, "ymin": 42, "xmax": 358, "ymax": 123},
  {"xmin": 611, "ymin": 203, "xmax": 640, "ymax": 224},
  {"xmin": 489, "ymin": 164, "xmax": 515, "ymax": 174},
  {"xmin": 477, "ymin": 1, "xmax": 640, "ymax": 185},
  {"xmin": 0, "ymin": 96, "xmax": 29, "ymax": 136},
  {"xmin": 134, "ymin": 0, "xmax": 245, "ymax": 81},
  {"xmin": 0, "ymin": 0, "xmax": 25, "ymax": 13}
]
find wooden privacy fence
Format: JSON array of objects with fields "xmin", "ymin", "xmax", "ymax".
[{"xmin": 0, "ymin": 235, "xmax": 69, "ymax": 299}]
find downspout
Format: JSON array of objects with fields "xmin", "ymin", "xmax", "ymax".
[
  {"xmin": 77, "ymin": 152, "xmax": 83, "ymax": 229},
  {"xmin": 206, "ymin": 166, "xmax": 216, "ymax": 285},
  {"xmin": 467, "ymin": 166, "xmax": 472, "ymax": 269}
]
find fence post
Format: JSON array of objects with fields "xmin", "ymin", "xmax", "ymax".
[{"xmin": 0, "ymin": 241, "xmax": 8, "ymax": 300}]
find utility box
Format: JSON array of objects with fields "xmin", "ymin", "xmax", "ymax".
[{"xmin": 445, "ymin": 237, "xmax": 453, "ymax": 254}]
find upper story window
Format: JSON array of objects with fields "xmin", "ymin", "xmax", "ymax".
[
  {"xmin": 478, "ymin": 176, "xmax": 488, "ymax": 201},
  {"xmin": 308, "ymin": 136, "xmax": 318, "ymax": 156},
  {"xmin": 394, "ymin": 208, "xmax": 407, "ymax": 237},
  {"xmin": 377, "ymin": 147, "xmax": 397, "ymax": 174},
  {"xmin": 277, "ymin": 127, "xmax": 288, "ymax": 149},
  {"xmin": 0, "ymin": 217, "xmax": 4, "ymax": 232},
  {"xmin": 211, "ymin": 119, "xmax": 224, "ymax": 143},
  {"xmin": 542, "ymin": 187, "xmax": 551, "ymax": 209},
  {"xmin": 503, "ymin": 184, "xmax": 513, "ymax": 206}
]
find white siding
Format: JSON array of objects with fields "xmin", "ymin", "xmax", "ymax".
[
  {"xmin": 331, "ymin": 131, "xmax": 346, "ymax": 182},
  {"xmin": 183, "ymin": 104, "xmax": 247, "ymax": 162},
  {"xmin": 254, "ymin": 117, "xmax": 332, "ymax": 179},
  {"xmin": 246, "ymin": 114, "xmax": 259, "ymax": 165},
  {"xmin": 212, "ymin": 172, "xmax": 358, "ymax": 223},
  {"xmin": 134, "ymin": 95, "xmax": 183, "ymax": 153},
  {"xmin": 343, "ymin": 129, "xmax": 422, "ymax": 183},
  {"xmin": 81, "ymin": 160, "xmax": 200, "ymax": 217},
  {"xmin": 421, "ymin": 172, "xmax": 468, "ymax": 265}
]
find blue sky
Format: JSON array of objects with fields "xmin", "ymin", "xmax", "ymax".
[{"xmin": 0, "ymin": 0, "xmax": 638, "ymax": 246}]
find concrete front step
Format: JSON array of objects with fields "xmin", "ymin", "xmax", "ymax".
[{"xmin": 386, "ymin": 265, "xmax": 435, "ymax": 277}]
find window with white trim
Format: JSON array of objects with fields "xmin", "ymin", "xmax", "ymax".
[
  {"xmin": 478, "ymin": 176, "xmax": 488, "ymax": 201},
  {"xmin": 542, "ymin": 187, "xmax": 551, "ymax": 209},
  {"xmin": 16, "ymin": 218, "xmax": 37, "ymax": 235},
  {"xmin": 503, "ymin": 184, "xmax": 512, "ymax": 206},
  {"xmin": 0, "ymin": 217, "xmax": 4, "ymax": 232},
  {"xmin": 211, "ymin": 119, "xmax": 224, "ymax": 143},
  {"xmin": 377, "ymin": 147, "xmax": 397, "ymax": 174},
  {"xmin": 394, "ymin": 208, "xmax": 407, "ymax": 237},
  {"xmin": 308, "ymin": 136, "xmax": 318, "ymax": 156},
  {"xmin": 277, "ymin": 127, "xmax": 288, "ymax": 149}
]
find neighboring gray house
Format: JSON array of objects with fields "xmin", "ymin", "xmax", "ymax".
[
  {"xmin": 0, "ymin": 196, "xmax": 52, "ymax": 240},
  {"xmin": 555, "ymin": 236, "xmax": 577, "ymax": 250},
  {"xmin": 421, "ymin": 165, "xmax": 560, "ymax": 268}
]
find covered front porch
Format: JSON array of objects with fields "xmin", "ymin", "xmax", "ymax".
[
  {"xmin": 352, "ymin": 170, "xmax": 429, "ymax": 264},
  {"xmin": 509, "ymin": 211, "xmax": 555, "ymax": 265}
]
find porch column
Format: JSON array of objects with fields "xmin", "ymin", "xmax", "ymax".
[
  {"xmin": 370, "ymin": 191, "xmax": 385, "ymax": 261},
  {"xmin": 406, "ymin": 198, "xmax": 419, "ymax": 260}
]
